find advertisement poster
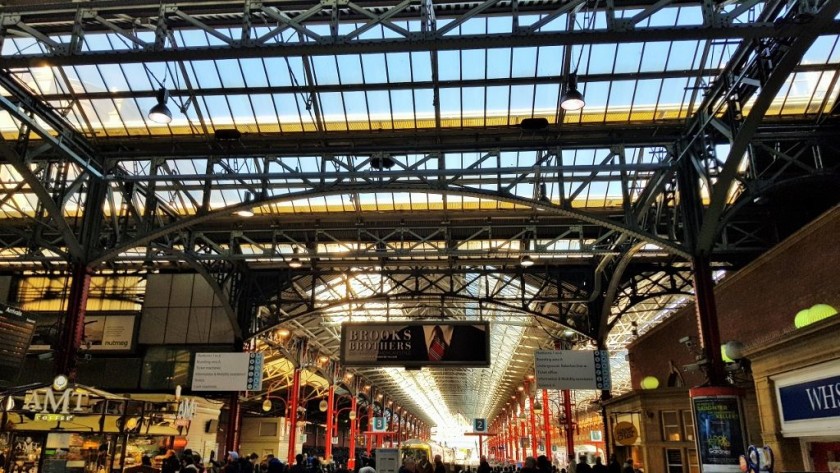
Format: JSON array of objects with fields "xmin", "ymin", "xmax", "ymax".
[
  {"xmin": 84, "ymin": 315, "xmax": 135, "ymax": 351},
  {"xmin": 341, "ymin": 322, "xmax": 490, "ymax": 367},
  {"xmin": 690, "ymin": 389, "xmax": 745, "ymax": 473}
]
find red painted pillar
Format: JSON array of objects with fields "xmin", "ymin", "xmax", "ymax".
[
  {"xmin": 528, "ymin": 383, "xmax": 538, "ymax": 458},
  {"xmin": 325, "ymin": 385, "xmax": 335, "ymax": 462},
  {"xmin": 55, "ymin": 263, "xmax": 92, "ymax": 380},
  {"xmin": 563, "ymin": 389, "xmax": 574, "ymax": 465},
  {"xmin": 513, "ymin": 413, "xmax": 520, "ymax": 462},
  {"xmin": 287, "ymin": 369, "xmax": 301, "ymax": 464},
  {"xmin": 542, "ymin": 390, "xmax": 552, "ymax": 460},
  {"xmin": 348, "ymin": 395, "xmax": 358, "ymax": 470},
  {"xmin": 479, "ymin": 435, "xmax": 484, "ymax": 459},
  {"xmin": 225, "ymin": 393, "xmax": 242, "ymax": 455},
  {"xmin": 366, "ymin": 403, "xmax": 373, "ymax": 455}
]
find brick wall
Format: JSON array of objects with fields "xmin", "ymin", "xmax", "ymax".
[{"xmin": 627, "ymin": 205, "xmax": 840, "ymax": 389}]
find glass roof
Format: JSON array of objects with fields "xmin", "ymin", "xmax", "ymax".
[
  {"xmin": 1, "ymin": 0, "xmax": 837, "ymax": 438},
  {"xmin": 2, "ymin": 7, "xmax": 837, "ymax": 140}
]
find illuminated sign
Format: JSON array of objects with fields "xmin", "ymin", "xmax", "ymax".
[
  {"xmin": 613, "ymin": 422, "xmax": 638, "ymax": 446},
  {"xmin": 35, "ymin": 413, "xmax": 75, "ymax": 422},
  {"xmin": 340, "ymin": 322, "xmax": 490, "ymax": 367},
  {"xmin": 23, "ymin": 387, "xmax": 87, "ymax": 415}
]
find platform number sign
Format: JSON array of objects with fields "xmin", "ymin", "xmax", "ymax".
[
  {"xmin": 373, "ymin": 416, "xmax": 387, "ymax": 432},
  {"xmin": 474, "ymin": 418, "xmax": 488, "ymax": 433}
]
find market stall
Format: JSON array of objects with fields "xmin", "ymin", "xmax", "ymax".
[{"xmin": 1, "ymin": 377, "xmax": 188, "ymax": 473}]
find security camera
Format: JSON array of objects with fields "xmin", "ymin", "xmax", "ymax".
[
  {"xmin": 682, "ymin": 358, "xmax": 708, "ymax": 372},
  {"xmin": 678, "ymin": 336, "xmax": 691, "ymax": 345}
]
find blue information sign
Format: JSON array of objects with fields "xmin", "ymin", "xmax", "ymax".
[{"xmin": 778, "ymin": 374, "xmax": 840, "ymax": 422}]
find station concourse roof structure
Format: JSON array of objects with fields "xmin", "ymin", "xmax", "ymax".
[{"xmin": 0, "ymin": 0, "xmax": 839, "ymax": 435}]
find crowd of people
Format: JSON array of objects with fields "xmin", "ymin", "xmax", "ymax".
[{"xmin": 134, "ymin": 449, "xmax": 639, "ymax": 473}]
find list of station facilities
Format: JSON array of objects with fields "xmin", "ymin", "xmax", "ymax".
[
  {"xmin": 0, "ymin": 304, "xmax": 36, "ymax": 385},
  {"xmin": 191, "ymin": 352, "xmax": 264, "ymax": 391},
  {"xmin": 533, "ymin": 350, "xmax": 611, "ymax": 390}
]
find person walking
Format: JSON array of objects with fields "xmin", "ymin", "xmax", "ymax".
[
  {"xmin": 477, "ymin": 457, "xmax": 491, "ymax": 473},
  {"xmin": 575, "ymin": 456, "xmax": 591, "ymax": 473},
  {"xmin": 606, "ymin": 456, "xmax": 620, "ymax": 473},
  {"xmin": 591, "ymin": 458, "xmax": 607, "ymax": 473},
  {"xmin": 620, "ymin": 460, "xmax": 633, "ymax": 473}
]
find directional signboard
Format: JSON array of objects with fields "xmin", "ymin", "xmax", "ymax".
[
  {"xmin": 534, "ymin": 350, "xmax": 611, "ymax": 390},
  {"xmin": 372, "ymin": 416, "xmax": 387, "ymax": 432},
  {"xmin": 473, "ymin": 418, "xmax": 488, "ymax": 433},
  {"xmin": 192, "ymin": 352, "xmax": 264, "ymax": 391}
]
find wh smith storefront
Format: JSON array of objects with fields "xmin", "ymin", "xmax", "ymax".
[{"xmin": 746, "ymin": 315, "xmax": 840, "ymax": 472}]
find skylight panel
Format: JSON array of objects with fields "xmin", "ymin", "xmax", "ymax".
[
  {"xmin": 512, "ymin": 47, "xmax": 538, "ymax": 78},
  {"xmin": 614, "ymin": 43, "xmax": 644, "ymax": 74},
  {"xmin": 460, "ymin": 50, "xmax": 486, "ymax": 81},
  {"xmin": 229, "ymin": 94, "xmax": 257, "ymax": 125},
  {"xmin": 342, "ymin": 91, "xmax": 370, "ymax": 129},
  {"xmin": 187, "ymin": 60, "xmax": 222, "ymax": 89},
  {"xmin": 312, "ymin": 56, "xmax": 340, "ymax": 86},
  {"xmin": 640, "ymin": 42, "xmax": 670, "ymax": 72},
  {"xmin": 390, "ymin": 90, "xmax": 415, "ymax": 126},
  {"xmin": 273, "ymin": 94, "xmax": 306, "ymax": 127},
  {"xmin": 361, "ymin": 53, "xmax": 389, "ymax": 83},
  {"xmin": 536, "ymin": 46, "xmax": 564, "ymax": 76},
  {"xmin": 386, "ymin": 52, "xmax": 413, "ymax": 83},
  {"xmin": 217, "ymin": 59, "xmax": 249, "ymax": 88},
  {"xmin": 83, "ymin": 33, "xmax": 121, "ymax": 52},
  {"xmin": 509, "ymin": 84, "xmax": 536, "ymax": 116},
  {"xmin": 438, "ymin": 51, "xmax": 461, "ymax": 81},
  {"xmin": 178, "ymin": 29, "xmax": 212, "ymax": 48},
  {"xmin": 262, "ymin": 57, "xmax": 299, "ymax": 87},
  {"xmin": 439, "ymin": 88, "xmax": 461, "ymax": 119},
  {"xmin": 486, "ymin": 48, "xmax": 512, "ymax": 80},
  {"xmin": 250, "ymin": 94, "xmax": 279, "ymax": 127},
  {"xmin": 336, "ymin": 55, "xmax": 364, "ymax": 84},
  {"xmin": 803, "ymin": 35, "xmax": 840, "ymax": 64},
  {"xmin": 367, "ymin": 90, "xmax": 393, "ymax": 128},
  {"xmin": 667, "ymin": 41, "xmax": 703, "ymax": 70}
]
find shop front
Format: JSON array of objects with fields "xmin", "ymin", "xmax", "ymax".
[
  {"xmin": 745, "ymin": 314, "xmax": 840, "ymax": 472},
  {"xmin": 0, "ymin": 377, "xmax": 192, "ymax": 473}
]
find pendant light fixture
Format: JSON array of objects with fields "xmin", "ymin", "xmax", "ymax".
[
  {"xmin": 148, "ymin": 87, "xmax": 173, "ymax": 124},
  {"xmin": 560, "ymin": 73, "xmax": 585, "ymax": 111}
]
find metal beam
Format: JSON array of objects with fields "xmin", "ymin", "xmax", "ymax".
[
  {"xmin": 695, "ymin": 1, "xmax": 840, "ymax": 252},
  {"xmin": 3, "ymin": 22, "xmax": 838, "ymax": 69}
]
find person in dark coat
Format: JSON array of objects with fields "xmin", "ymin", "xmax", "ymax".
[
  {"xmin": 620, "ymin": 460, "xmax": 633, "ymax": 473},
  {"xmin": 575, "ymin": 456, "xmax": 592, "ymax": 473},
  {"xmin": 591, "ymin": 457, "xmax": 607, "ymax": 473},
  {"xmin": 477, "ymin": 457, "xmax": 491, "ymax": 473},
  {"xmin": 606, "ymin": 456, "xmax": 620, "ymax": 473}
]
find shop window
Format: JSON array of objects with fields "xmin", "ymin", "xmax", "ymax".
[
  {"xmin": 682, "ymin": 411, "xmax": 696, "ymax": 442},
  {"xmin": 260, "ymin": 422, "xmax": 278, "ymax": 437},
  {"xmin": 665, "ymin": 448, "xmax": 684, "ymax": 473},
  {"xmin": 687, "ymin": 449, "xmax": 700, "ymax": 473},
  {"xmin": 662, "ymin": 410, "xmax": 681, "ymax": 441},
  {"xmin": 141, "ymin": 347, "xmax": 192, "ymax": 390}
]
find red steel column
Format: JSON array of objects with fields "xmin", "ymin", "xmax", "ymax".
[
  {"xmin": 325, "ymin": 384, "xmax": 335, "ymax": 462},
  {"xmin": 348, "ymin": 395, "xmax": 358, "ymax": 470},
  {"xmin": 366, "ymin": 403, "xmax": 374, "ymax": 454},
  {"xmin": 225, "ymin": 393, "xmax": 242, "ymax": 454},
  {"xmin": 528, "ymin": 382, "xmax": 538, "ymax": 458},
  {"xmin": 563, "ymin": 389, "xmax": 574, "ymax": 465},
  {"xmin": 287, "ymin": 369, "xmax": 301, "ymax": 464},
  {"xmin": 542, "ymin": 389, "xmax": 552, "ymax": 460},
  {"xmin": 55, "ymin": 263, "xmax": 92, "ymax": 380}
]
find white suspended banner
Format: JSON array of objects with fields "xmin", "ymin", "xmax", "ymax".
[
  {"xmin": 191, "ymin": 353, "xmax": 264, "ymax": 391},
  {"xmin": 533, "ymin": 350, "xmax": 611, "ymax": 390}
]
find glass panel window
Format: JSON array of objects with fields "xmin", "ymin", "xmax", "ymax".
[
  {"xmin": 665, "ymin": 448, "xmax": 684, "ymax": 473},
  {"xmin": 682, "ymin": 410, "xmax": 696, "ymax": 442},
  {"xmin": 662, "ymin": 410, "xmax": 681, "ymax": 441},
  {"xmin": 141, "ymin": 346, "xmax": 191, "ymax": 390}
]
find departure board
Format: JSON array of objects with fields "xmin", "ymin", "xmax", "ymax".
[{"xmin": 0, "ymin": 303, "xmax": 37, "ymax": 385}]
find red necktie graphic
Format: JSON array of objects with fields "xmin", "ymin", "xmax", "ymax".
[{"xmin": 428, "ymin": 326, "xmax": 447, "ymax": 361}]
